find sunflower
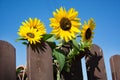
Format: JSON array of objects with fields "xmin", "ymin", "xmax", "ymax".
[
  {"xmin": 18, "ymin": 26, "xmax": 42, "ymax": 44},
  {"xmin": 49, "ymin": 7, "xmax": 81, "ymax": 42},
  {"xmin": 22, "ymin": 18, "xmax": 46, "ymax": 34},
  {"xmin": 17, "ymin": 18, "xmax": 47, "ymax": 44},
  {"xmin": 81, "ymin": 18, "xmax": 96, "ymax": 42}
]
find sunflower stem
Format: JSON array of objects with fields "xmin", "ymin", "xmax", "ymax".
[{"xmin": 57, "ymin": 70, "xmax": 61, "ymax": 80}]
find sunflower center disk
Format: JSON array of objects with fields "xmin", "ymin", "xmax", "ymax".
[
  {"xmin": 27, "ymin": 33, "xmax": 35, "ymax": 38},
  {"xmin": 60, "ymin": 18, "xmax": 71, "ymax": 31},
  {"xmin": 85, "ymin": 28, "xmax": 92, "ymax": 40}
]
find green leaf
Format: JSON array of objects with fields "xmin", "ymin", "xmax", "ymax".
[
  {"xmin": 22, "ymin": 42, "xmax": 28, "ymax": 45},
  {"xmin": 79, "ymin": 41, "xmax": 91, "ymax": 51},
  {"xmin": 16, "ymin": 68, "xmax": 21, "ymax": 75},
  {"xmin": 66, "ymin": 39, "xmax": 80, "ymax": 61},
  {"xmin": 42, "ymin": 34, "xmax": 53, "ymax": 41},
  {"xmin": 79, "ymin": 41, "xmax": 84, "ymax": 51},
  {"xmin": 72, "ymin": 39, "xmax": 79, "ymax": 50},
  {"xmin": 53, "ymin": 49, "xmax": 65, "ymax": 71},
  {"xmin": 67, "ymin": 47, "xmax": 78, "ymax": 60},
  {"xmin": 47, "ymin": 42, "xmax": 56, "ymax": 50},
  {"xmin": 16, "ymin": 37, "xmax": 26, "ymax": 42},
  {"xmin": 46, "ymin": 36, "xmax": 56, "ymax": 42}
]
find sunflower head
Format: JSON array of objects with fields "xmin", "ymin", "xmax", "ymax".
[
  {"xmin": 17, "ymin": 18, "xmax": 46, "ymax": 44},
  {"xmin": 49, "ymin": 7, "xmax": 81, "ymax": 42},
  {"xmin": 81, "ymin": 18, "xmax": 96, "ymax": 43},
  {"xmin": 18, "ymin": 26, "xmax": 42, "ymax": 44},
  {"xmin": 22, "ymin": 18, "xmax": 46, "ymax": 34}
]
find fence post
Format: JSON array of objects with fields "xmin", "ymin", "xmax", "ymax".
[
  {"xmin": 59, "ymin": 45, "xmax": 83, "ymax": 80},
  {"xmin": 0, "ymin": 40, "xmax": 16, "ymax": 80},
  {"xmin": 110, "ymin": 55, "xmax": 120, "ymax": 80},
  {"xmin": 27, "ymin": 42, "xmax": 53, "ymax": 80},
  {"xmin": 61, "ymin": 59, "xmax": 83, "ymax": 80},
  {"xmin": 85, "ymin": 44, "xmax": 107, "ymax": 80}
]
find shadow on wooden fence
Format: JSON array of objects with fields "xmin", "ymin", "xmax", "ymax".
[{"xmin": 0, "ymin": 40, "xmax": 120, "ymax": 80}]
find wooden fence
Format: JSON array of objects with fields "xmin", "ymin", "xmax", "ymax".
[{"xmin": 0, "ymin": 40, "xmax": 120, "ymax": 80}]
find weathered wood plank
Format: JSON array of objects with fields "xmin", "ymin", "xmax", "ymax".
[
  {"xmin": 61, "ymin": 59, "xmax": 83, "ymax": 80},
  {"xmin": 85, "ymin": 44, "xmax": 107, "ymax": 80},
  {"xmin": 27, "ymin": 42, "xmax": 53, "ymax": 80},
  {"xmin": 110, "ymin": 55, "xmax": 120, "ymax": 80},
  {"xmin": 59, "ymin": 45, "xmax": 83, "ymax": 80},
  {"xmin": 0, "ymin": 40, "xmax": 16, "ymax": 80}
]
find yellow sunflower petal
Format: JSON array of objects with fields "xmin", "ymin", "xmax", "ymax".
[
  {"xmin": 29, "ymin": 18, "xmax": 33, "ymax": 27},
  {"xmin": 18, "ymin": 18, "xmax": 46, "ymax": 44},
  {"xmin": 33, "ymin": 18, "xmax": 37, "ymax": 26},
  {"xmin": 68, "ymin": 8, "xmax": 78, "ymax": 20},
  {"xmin": 81, "ymin": 18, "xmax": 96, "ymax": 42},
  {"xmin": 71, "ymin": 21, "xmax": 81, "ymax": 27},
  {"xmin": 88, "ymin": 18, "xmax": 96, "ymax": 30},
  {"xmin": 49, "ymin": 7, "xmax": 81, "ymax": 42},
  {"xmin": 71, "ymin": 26, "xmax": 80, "ymax": 33}
]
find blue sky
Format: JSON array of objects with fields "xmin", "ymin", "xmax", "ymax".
[{"xmin": 0, "ymin": 0, "xmax": 120, "ymax": 80}]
